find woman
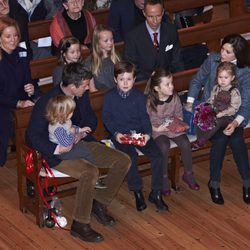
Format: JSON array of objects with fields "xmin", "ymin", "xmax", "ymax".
[
  {"xmin": 50, "ymin": 0, "xmax": 96, "ymax": 49},
  {"xmin": 0, "ymin": 17, "xmax": 40, "ymax": 166},
  {"xmin": 186, "ymin": 34, "xmax": 250, "ymax": 205}
]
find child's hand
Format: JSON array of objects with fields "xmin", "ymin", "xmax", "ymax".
[
  {"xmin": 59, "ymin": 144, "xmax": 73, "ymax": 154},
  {"xmin": 80, "ymin": 126, "xmax": 92, "ymax": 134},
  {"xmin": 184, "ymin": 102, "xmax": 193, "ymax": 112},
  {"xmin": 115, "ymin": 133, "xmax": 125, "ymax": 143},
  {"xmin": 70, "ymin": 127, "xmax": 76, "ymax": 134},
  {"xmin": 143, "ymin": 134, "xmax": 150, "ymax": 145},
  {"xmin": 216, "ymin": 112, "xmax": 223, "ymax": 118},
  {"xmin": 155, "ymin": 124, "xmax": 169, "ymax": 132}
]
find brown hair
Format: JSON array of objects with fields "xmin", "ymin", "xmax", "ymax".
[
  {"xmin": 0, "ymin": 16, "xmax": 20, "ymax": 60},
  {"xmin": 145, "ymin": 68, "xmax": 173, "ymax": 112},
  {"xmin": 216, "ymin": 61, "xmax": 237, "ymax": 86},
  {"xmin": 57, "ymin": 36, "xmax": 82, "ymax": 64},
  {"xmin": 114, "ymin": 60, "xmax": 136, "ymax": 78},
  {"xmin": 46, "ymin": 95, "xmax": 76, "ymax": 124}
]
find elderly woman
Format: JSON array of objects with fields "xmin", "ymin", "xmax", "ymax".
[
  {"xmin": 0, "ymin": 17, "xmax": 40, "ymax": 166},
  {"xmin": 50, "ymin": 0, "xmax": 96, "ymax": 50},
  {"xmin": 186, "ymin": 34, "xmax": 250, "ymax": 205}
]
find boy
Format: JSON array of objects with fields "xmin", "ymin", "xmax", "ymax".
[{"xmin": 102, "ymin": 60, "xmax": 168, "ymax": 211}]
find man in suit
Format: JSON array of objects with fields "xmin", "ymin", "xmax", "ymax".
[
  {"xmin": 26, "ymin": 62, "xmax": 131, "ymax": 243},
  {"xmin": 123, "ymin": 0, "xmax": 184, "ymax": 81}
]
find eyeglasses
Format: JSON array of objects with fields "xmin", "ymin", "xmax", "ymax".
[{"xmin": 67, "ymin": 0, "xmax": 82, "ymax": 5}]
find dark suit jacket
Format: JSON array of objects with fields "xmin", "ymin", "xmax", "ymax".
[
  {"xmin": 123, "ymin": 21, "xmax": 184, "ymax": 81},
  {"xmin": 108, "ymin": 0, "xmax": 169, "ymax": 42},
  {"xmin": 26, "ymin": 85, "xmax": 97, "ymax": 167}
]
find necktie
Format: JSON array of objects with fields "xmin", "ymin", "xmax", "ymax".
[{"xmin": 153, "ymin": 32, "xmax": 159, "ymax": 50}]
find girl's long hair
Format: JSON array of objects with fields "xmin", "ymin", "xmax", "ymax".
[
  {"xmin": 144, "ymin": 69, "xmax": 173, "ymax": 112},
  {"xmin": 91, "ymin": 24, "xmax": 120, "ymax": 75}
]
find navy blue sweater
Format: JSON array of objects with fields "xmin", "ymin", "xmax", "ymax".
[{"xmin": 102, "ymin": 87, "xmax": 152, "ymax": 135}]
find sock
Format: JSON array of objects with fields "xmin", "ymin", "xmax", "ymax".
[
  {"xmin": 243, "ymin": 178, "xmax": 250, "ymax": 188},
  {"xmin": 162, "ymin": 174, "xmax": 170, "ymax": 190}
]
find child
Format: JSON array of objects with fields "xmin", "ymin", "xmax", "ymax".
[
  {"xmin": 102, "ymin": 61, "xmax": 168, "ymax": 211},
  {"xmin": 192, "ymin": 61, "xmax": 241, "ymax": 150},
  {"xmin": 46, "ymin": 95, "xmax": 106, "ymax": 189},
  {"xmin": 83, "ymin": 24, "xmax": 120, "ymax": 91},
  {"xmin": 52, "ymin": 36, "xmax": 96, "ymax": 91},
  {"xmin": 145, "ymin": 69, "xmax": 200, "ymax": 196}
]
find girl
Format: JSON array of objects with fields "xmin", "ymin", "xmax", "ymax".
[
  {"xmin": 52, "ymin": 36, "xmax": 96, "ymax": 91},
  {"xmin": 83, "ymin": 24, "xmax": 120, "ymax": 91},
  {"xmin": 145, "ymin": 69, "xmax": 200, "ymax": 196},
  {"xmin": 46, "ymin": 95, "xmax": 106, "ymax": 189},
  {"xmin": 192, "ymin": 62, "xmax": 241, "ymax": 150}
]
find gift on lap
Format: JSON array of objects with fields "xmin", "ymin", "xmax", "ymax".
[{"xmin": 120, "ymin": 130, "xmax": 145, "ymax": 146}]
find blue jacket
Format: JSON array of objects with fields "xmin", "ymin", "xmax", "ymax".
[
  {"xmin": 102, "ymin": 87, "xmax": 152, "ymax": 136},
  {"xmin": 26, "ymin": 85, "xmax": 97, "ymax": 167},
  {"xmin": 188, "ymin": 52, "xmax": 250, "ymax": 126}
]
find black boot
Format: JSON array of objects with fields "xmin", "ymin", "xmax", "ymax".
[
  {"xmin": 70, "ymin": 220, "xmax": 104, "ymax": 243},
  {"xmin": 208, "ymin": 182, "xmax": 224, "ymax": 205},
  {"xmin": 92, "ymin": 200, "xmax": 116, "ymax": 226},
  {"xmin": 134, "ymin": 190, "xmax": 147, "ymax": 211},
  {"xmin": 148, "ymin": 190, "xmax": 168, "ymax": 210},
  {"xmin": 243, "ymin": 187, "xmax": 250, "ymax": 204}
]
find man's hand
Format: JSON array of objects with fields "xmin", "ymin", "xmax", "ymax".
[
  {"xmin": 115, "ymin": 132, "xmax": 125, "ymax": 144},
  {"xmin": 58, "ymin": 144, "xmax": 73, "ymax": 154},
  {"xmin": 16, "ymin": 100, "xmax": 34, "ymax": 108}
]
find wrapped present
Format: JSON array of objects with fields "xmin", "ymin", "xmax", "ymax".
[{"xmin": 120, "ymin": 131, "xmax": 145, "ymax": 146}]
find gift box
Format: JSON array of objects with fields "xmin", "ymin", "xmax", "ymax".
[{"xmin": 120, "ymin": 131, "xmax": 145, "ymax": 146}]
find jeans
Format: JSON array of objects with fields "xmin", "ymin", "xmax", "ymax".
[
  {"xmin": 210, "ymin": 128, "xmax": 250, "ymax": 182},
  {"xmin": 54, "ymin": 141, "xmax": 131, "ymax": 224},
  {"xmin": 113, "ymin": 137, "xmax": 163, "ymax": 191}
]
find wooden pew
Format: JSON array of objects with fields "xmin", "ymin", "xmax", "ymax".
[{"xmin": 31, "ymin": 14, "xmax": 250, "ymax": 90}]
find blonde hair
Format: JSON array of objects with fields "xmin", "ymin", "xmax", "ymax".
[
  {"xmin": 91, "ymin": 24, "xmax": 120, "ymax": 75},
  {"xmin": 46, "ymin": 95, "xmax": 76, "ymax": 124},
  {"xmin": 0, "ymin": 17, "xmax": 20, "ymax": 61}
]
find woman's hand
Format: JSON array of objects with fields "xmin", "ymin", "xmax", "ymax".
[
  {"xmin": 184, "ymin": 102, "xmax": 193, "ymax": 112},
  {"xmin": 143, "ymin": 134, "xmax": 150, "ymax": 145},
  {"xmin": 16, "ymin": 100, "xmax": 34, "ymax": 108},
  {"xmin": 24, "ymin": 83, "xmax": 34, "ymax": 96},
  {"xmin": 223, "ymin": 120, "xmax": 238, "ymax": 136},
  {"xmin": 216, "ymin": 112, "xmax": 223, "ymax": 118}
]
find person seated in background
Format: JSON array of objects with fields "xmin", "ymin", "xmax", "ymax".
[
  {"xmin": 85, "ymin": 0, "xmax": 111, "ymax": 10},
  {"xmin": 50, "ymin": 0, "xmax": 95, "ymax": 52},
  {"xmin": 108, "ymin": 0, "xmax": 169, "ymax": 42},
  {"xmin": 0, "ymin": 17, "xmax": 41, "ymax": 167},
  {"xmin": 123, "ymin": 0, "xmax": 183, "ymax": 81},
  {"xmin": 7, "ymin": 0, "xmax": 61, "ymax": 59},
  {"xmin": 83, "ymin": 24, "xmax": 120, "ymax": 91}
]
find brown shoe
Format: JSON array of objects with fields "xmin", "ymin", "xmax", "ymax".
[
  {"xmin": 92, "ymin": 200, "xmax": 116, "ymax": 226},
  {"xmin": 70, "ymin": 220, "xmax": 104, "ymax": 243}
]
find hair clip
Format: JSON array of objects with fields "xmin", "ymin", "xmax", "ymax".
[{"xmin": 65, "ymin": 42, "xmax": 71, "ymax": 48}]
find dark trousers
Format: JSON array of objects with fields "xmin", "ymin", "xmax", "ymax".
[
  {"xmin": 210, "ymin": 128, "xmax": 250, "ymax": 182},
  {"xmin": 113, "ymin": 137, "xmax": 163, "ymax": 191}
]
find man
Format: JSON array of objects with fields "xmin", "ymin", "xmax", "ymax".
[
  {"xmin": 26, "ymin": 62, "xmax": 131, "ymax": 243},
  {"xmin": 123, "ymin": 0, "xmax": 183, "ymax": 81},
  {"xmin": 108, "ymin": 0, "xmax": 169, "ymax": 42}
]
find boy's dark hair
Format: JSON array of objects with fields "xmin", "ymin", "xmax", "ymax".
[
  {"xmin": 114, "ymin": 60, "xmax": 136, "ymax": 78},
  {"xmin": 144, "ymin": 0, "xmax": 163, "ymax": 7},
  {"xmin": 62, "ymin": 62, "xmax": 93, "ymax": 87}
]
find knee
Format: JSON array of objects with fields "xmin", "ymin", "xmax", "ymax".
[{"xmin": 80, "ymin": 165, "xmax": 99, "ymax": 183}]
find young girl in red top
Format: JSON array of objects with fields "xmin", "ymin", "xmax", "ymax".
[{"xmin": 145, "ymin": 69, "xmax": 200, "ymax": 195}]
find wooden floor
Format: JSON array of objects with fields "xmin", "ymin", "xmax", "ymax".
[{"xmin": 1, "ymin": 151, "xmax": 250, "ymax": 250}]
